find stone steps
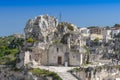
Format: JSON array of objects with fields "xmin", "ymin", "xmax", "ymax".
[
  {"xmin": 58, "ymin": 72, "xmax": 78, "ymax": 80},
  {"xmin": 38, "ymin": 66, "xmax": 78, "ymax": 80}
]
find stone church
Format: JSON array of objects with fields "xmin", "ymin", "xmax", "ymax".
[
  {"xmin": 48, "ymin": 44, "xmax": 84, "ymax": 66},
  {"xmin": 16, "ymin": 15, "xmax": 86, "ymax": 68}
]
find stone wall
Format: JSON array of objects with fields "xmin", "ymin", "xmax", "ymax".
[{"xmin": 48, "ymin": 44, "xmax": 83, "ymax": 66}]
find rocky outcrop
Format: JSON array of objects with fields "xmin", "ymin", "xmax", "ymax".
[
  {"xmin": 17, "ymin": 14, "xmax": 86, "ymax": 68},
  {"xmin": 24, "ymin": 15, "xmax": 58, "ymax": 42},
  {"xmin": 24, "ymin": 15, "xmax": 80, "ymax": 45},
  {"xmin": 0, "ymin": 68, "xmax": 54, "ymax": 80},
  {"xmin": 57, "ymin": 22, "xmax": 78, "ymax": 36},
  {"xmin": 61, "ymin": 32, "xmax": 81, "ymax": 44},
  {"xmin": 0, "ymin": 68, "xmax": 25, "ymax": 80}
]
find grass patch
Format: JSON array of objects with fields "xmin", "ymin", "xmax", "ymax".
[
  {"xmin": 53, "ymin": 39, "xmax": 61, "ymax": 44},
  {"xmin": 82, "ymin": 63, "xmax": 88, "ymax": 66},
  {"xmin": 115, "ymin": 65, "xmax": 120, "ymax": 70},
  {"xmin": 30, "ymin": 68, "xmax": 62, "ymax": 80},
  {"xmin": 73, "ymin": 68, "xmax": 80, "ymax": 72}
]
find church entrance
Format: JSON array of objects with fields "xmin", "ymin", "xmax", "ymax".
[{"xmin": 58, "ymin": 56, "xmax": 62, "ymax": 65}]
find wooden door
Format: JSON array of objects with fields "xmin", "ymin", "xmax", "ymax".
[{"xmin": 58, "ymin": 56, "xmax": 62, "ymax": 65}]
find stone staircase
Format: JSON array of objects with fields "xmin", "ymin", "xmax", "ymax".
[
  {"xmin": 38, "ymin": 66, "xmax": 78, "ymax": 80},
  {"xmin": 57, "ymin": 72, "xmax": 78, "ymax": 80}
]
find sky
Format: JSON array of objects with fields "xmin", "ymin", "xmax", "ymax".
[{"xmin": 1, "ymin": 0, "xmax": 120, "ymax": 36}]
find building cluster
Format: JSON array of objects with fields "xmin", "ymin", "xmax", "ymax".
[
  {"xmin": 80, "ymin": 25, "xmax": 120, "ymax": 62},
  {"xmin": 79, "ymin": 25, "xmax": 120, "ymax": 41},
  {"xmin": 15, "ymin": 15, "xmax": 120, "ymax": 80},
  {"xmin": 16, "ymin": 15, "xmax": 120, "ymax": 68}
]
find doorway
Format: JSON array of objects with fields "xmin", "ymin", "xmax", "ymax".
[{"xmin": 58, "ymin": 56, "xmax": 62, "ymax": 65}]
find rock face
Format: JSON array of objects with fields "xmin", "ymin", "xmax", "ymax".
[
  {"xmin": 24, "ymin": 15, "xmax": 58, "ymax": 42},
  {"xmin": 0, "ymin": 68, "xmax": 53, "ymax": 80},
  {"xmin": 0, "ymin": 68, "xmax": 25, "ymax": 80},
  {"xmin": 57, "ymin": 22, "xmax": 78, "ymax": 36}
]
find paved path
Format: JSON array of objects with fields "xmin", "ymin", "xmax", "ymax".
[{"xmin": 37, "ymin": 66, "xmax": 78, "ymax": 80}]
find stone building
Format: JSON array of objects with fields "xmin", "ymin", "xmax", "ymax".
[
  {"xmin": 102, "ymin": 29, "xmax": 112, "ymax": 42},
  {"xmin": 89, "ymin": 27, "xmax": 103, "ymax": 35},
  {"xmin": 48, "ymin": 32, "xmax": 86, "ymax": 66},
  {"xmin": 17, "ymin": 42, "xmax": 85, "ymax": 68},
  {"xmin": 79, "ymin": 28, "xmax": 90, "ymax": 37},
  {"xmin": 48, "ymin": 44, "xmax": 84, "ymax": 66}
]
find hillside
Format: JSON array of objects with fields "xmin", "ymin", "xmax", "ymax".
[{"xmin": 0, "ymin": 35, "xmax": 24, "ymax": 66}]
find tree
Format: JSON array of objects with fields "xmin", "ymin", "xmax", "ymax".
[
  {"xmin": 105, "ymin": 26, "xmax": 110, "ymax": 30},
  {"xmin": 0, "ymin": 36, "xmax": 24, "ymax": 65},
  {"xmin": 114, "ymin": 24, "xmax": 120, "ymax": 27}
]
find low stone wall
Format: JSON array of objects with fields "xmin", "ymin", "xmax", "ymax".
[{"xmin": 70, "ymin": 66, "xmax": 120, "ymax": 80}]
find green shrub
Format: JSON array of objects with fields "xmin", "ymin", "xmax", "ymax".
[
  {"xmin": 60, "ymin": 22, "xmax": 65, "ymax": 26},
  {"xmin": 115, "ymin": 65, "xmax": 120, "ymax": 70},
  {"xmin": 83, "ymin": 45, "xmax": 90, "ymax": 55},
  {"xmin": 82, "ymin": 63, "xmax": 88, "ymax": 66},
  {"xmin": 30, "ymin": 68, "xmax": 42, "ymax": 76},
  {"xmin": 0, "ymin": 36, "xmax": 23, "ymax": 66},
  {"xmin": 53, "ymin": 39, "xmax": 61, "ymax": 44},
  {"xmin": 73, "ymin": 68, "xmax": 80, "ymax": 72},
  {"xmin": 26, "ymin": 38, "xmax": 34, "ymax": 43},
  {"xmin": 94, "ymin": 38, "xmax": 99, "ymax": 42},
  {"xmin": 30, "ymin": 68, "xmax": 62, "ymax": 80},
  {"xmin": 68, "ymin": 25, "xmax": 74, "ymax": 31},
  {"xmin": 0, "ymin": 46, "xmax": 6, "ymax": 50},
  {"xmin": 46, "ymin": 71, "xmax": 62, "ymax": 80},
  {"xmin": 0, "ymin": 53, "xmax": 3, "ymax": 58}
]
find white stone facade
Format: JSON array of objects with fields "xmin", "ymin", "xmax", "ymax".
[
  {"xmin": 102, "ymin": 29, "xmax": 112, "ymax": 42},
  {"xmin": 79, "ymin": 28, "xmax": 90, "ymax": 37},
  {"xmin": 112, "ymin": 29, "xmax": 120, "ymax": 37},
  {"xmin": 48, "ymin": 44, "xmax": 84, "ymax": 66}
]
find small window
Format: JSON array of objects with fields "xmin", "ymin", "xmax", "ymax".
[
  {"xmin": 73, "ymin": 56, "xmax": 75, "ymax": 58},
  {"xmin": 57, "ymin": 48, "xmax": 59, "ymax": 52}
]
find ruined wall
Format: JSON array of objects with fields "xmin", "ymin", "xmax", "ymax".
[{"xmin": 69, "ymin": 51, "xmax": 81, "ymax": 66}]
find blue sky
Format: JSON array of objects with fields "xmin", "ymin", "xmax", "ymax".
[{"xmin": 1, "ymin": 0, "xmax": 120, "ymax": 36}]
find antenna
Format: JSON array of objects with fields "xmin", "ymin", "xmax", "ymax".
[{"xmin": 59, "ymin": 12, "xmax": 62, "ymax": 22}]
